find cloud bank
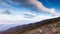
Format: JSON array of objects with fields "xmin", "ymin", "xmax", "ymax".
[
  {"xmin": 0, "ymin": 12, "xmax": 58, "ymax": 24},
  {"xmin": 0, "ymin": 0, "xmax": 59, "ymax": 24},
  {"xmin": 0, "ymin": 9, "xmax": 11, "ymax": 14},
  {"xmin": 11, "ymin": 0, "xmax": 59, "ymax": 16}
]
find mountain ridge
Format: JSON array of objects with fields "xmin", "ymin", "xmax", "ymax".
[{"xmin": 0, "ymin": 17, "xmax": 60, "ymax": 34}]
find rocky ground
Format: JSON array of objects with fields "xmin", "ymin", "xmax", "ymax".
[{"xmin": 21, "ymin": 18, "xmax": 60, "ymax": 34}]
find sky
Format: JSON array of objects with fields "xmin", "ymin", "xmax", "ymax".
[
  {"xmin": 39, "ymin": 0, "xmax": 60, "ymax": 13},
  {"xmin": 0, "ymin": 0, "xmax": 60, "ymax": 31}
]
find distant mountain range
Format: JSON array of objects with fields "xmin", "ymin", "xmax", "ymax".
[{"xmin": 0, "ymin": 17, "xmax": 60, "ymax": 34}]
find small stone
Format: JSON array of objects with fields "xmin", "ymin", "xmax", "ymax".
[
  {"xmin": 39, "ymin": 30, "xmax": 43, "ymax": 32},
  {"xmin": 52, "ymin": 28, "xmax": 57, "ymax": 32}
]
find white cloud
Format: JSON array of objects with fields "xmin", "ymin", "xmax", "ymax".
[
  {"xmin": 21, "ymin": 12, "xmax": 37, "ymax": 18},
  {"xmin": 0, "ymin": 9, "xmax": 59, "ymax": 24},
  {"xmin": 0, "ymin": 9, "xmax": 11, "ymax": 14},
  {"xmin": 29, "ymin": 0, "xmax": 59, "ymax": 16},
  {"xmin": 0, "ymin": 13, "xmax": 58, "ymax": 24},
  {"xmin": 0, "ymin": 14, "xmax": 24, "ymax": 20},
  {"xmin": 0, "ymin": 0, "xmax": 59, "ymax": 24},
  {"xmin": 11, "ymin": 0, "xmax": 59, "ymax": 16}
]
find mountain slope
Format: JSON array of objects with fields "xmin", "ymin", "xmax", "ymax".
[{"xmin": 0, "ymin": 17, "xmax": 60, "ymax": 34}]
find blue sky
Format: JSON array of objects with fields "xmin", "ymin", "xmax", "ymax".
[
  {"xmin": 0, "ymin": 0, "xmax": 60, "ymax": 31},
  {"xmin": 39, "ymin": 0, "xmax": 60, "ymax": 13},
  {"xmin": 0, "ymin": 0, "xmax": 60, "ymax": 14},
  {"xmin": 4, "ymin": 0, "xmax": 60, "ymax": 14}
]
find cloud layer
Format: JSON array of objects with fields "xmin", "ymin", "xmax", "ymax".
[
  {"xmin": 0, "ymin": 0, "xmax": 59, "ymax": 24},
  {"xmin": 0, "ymin": 9, "xmax": 11, "ymax": 14},
  {"xmin": 0, "ymin": 12, "xmax": 58, "ymax": 24},
  {"xmin": 11, "ymin": 0, "xmax": 59, "ymax": 16}
]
